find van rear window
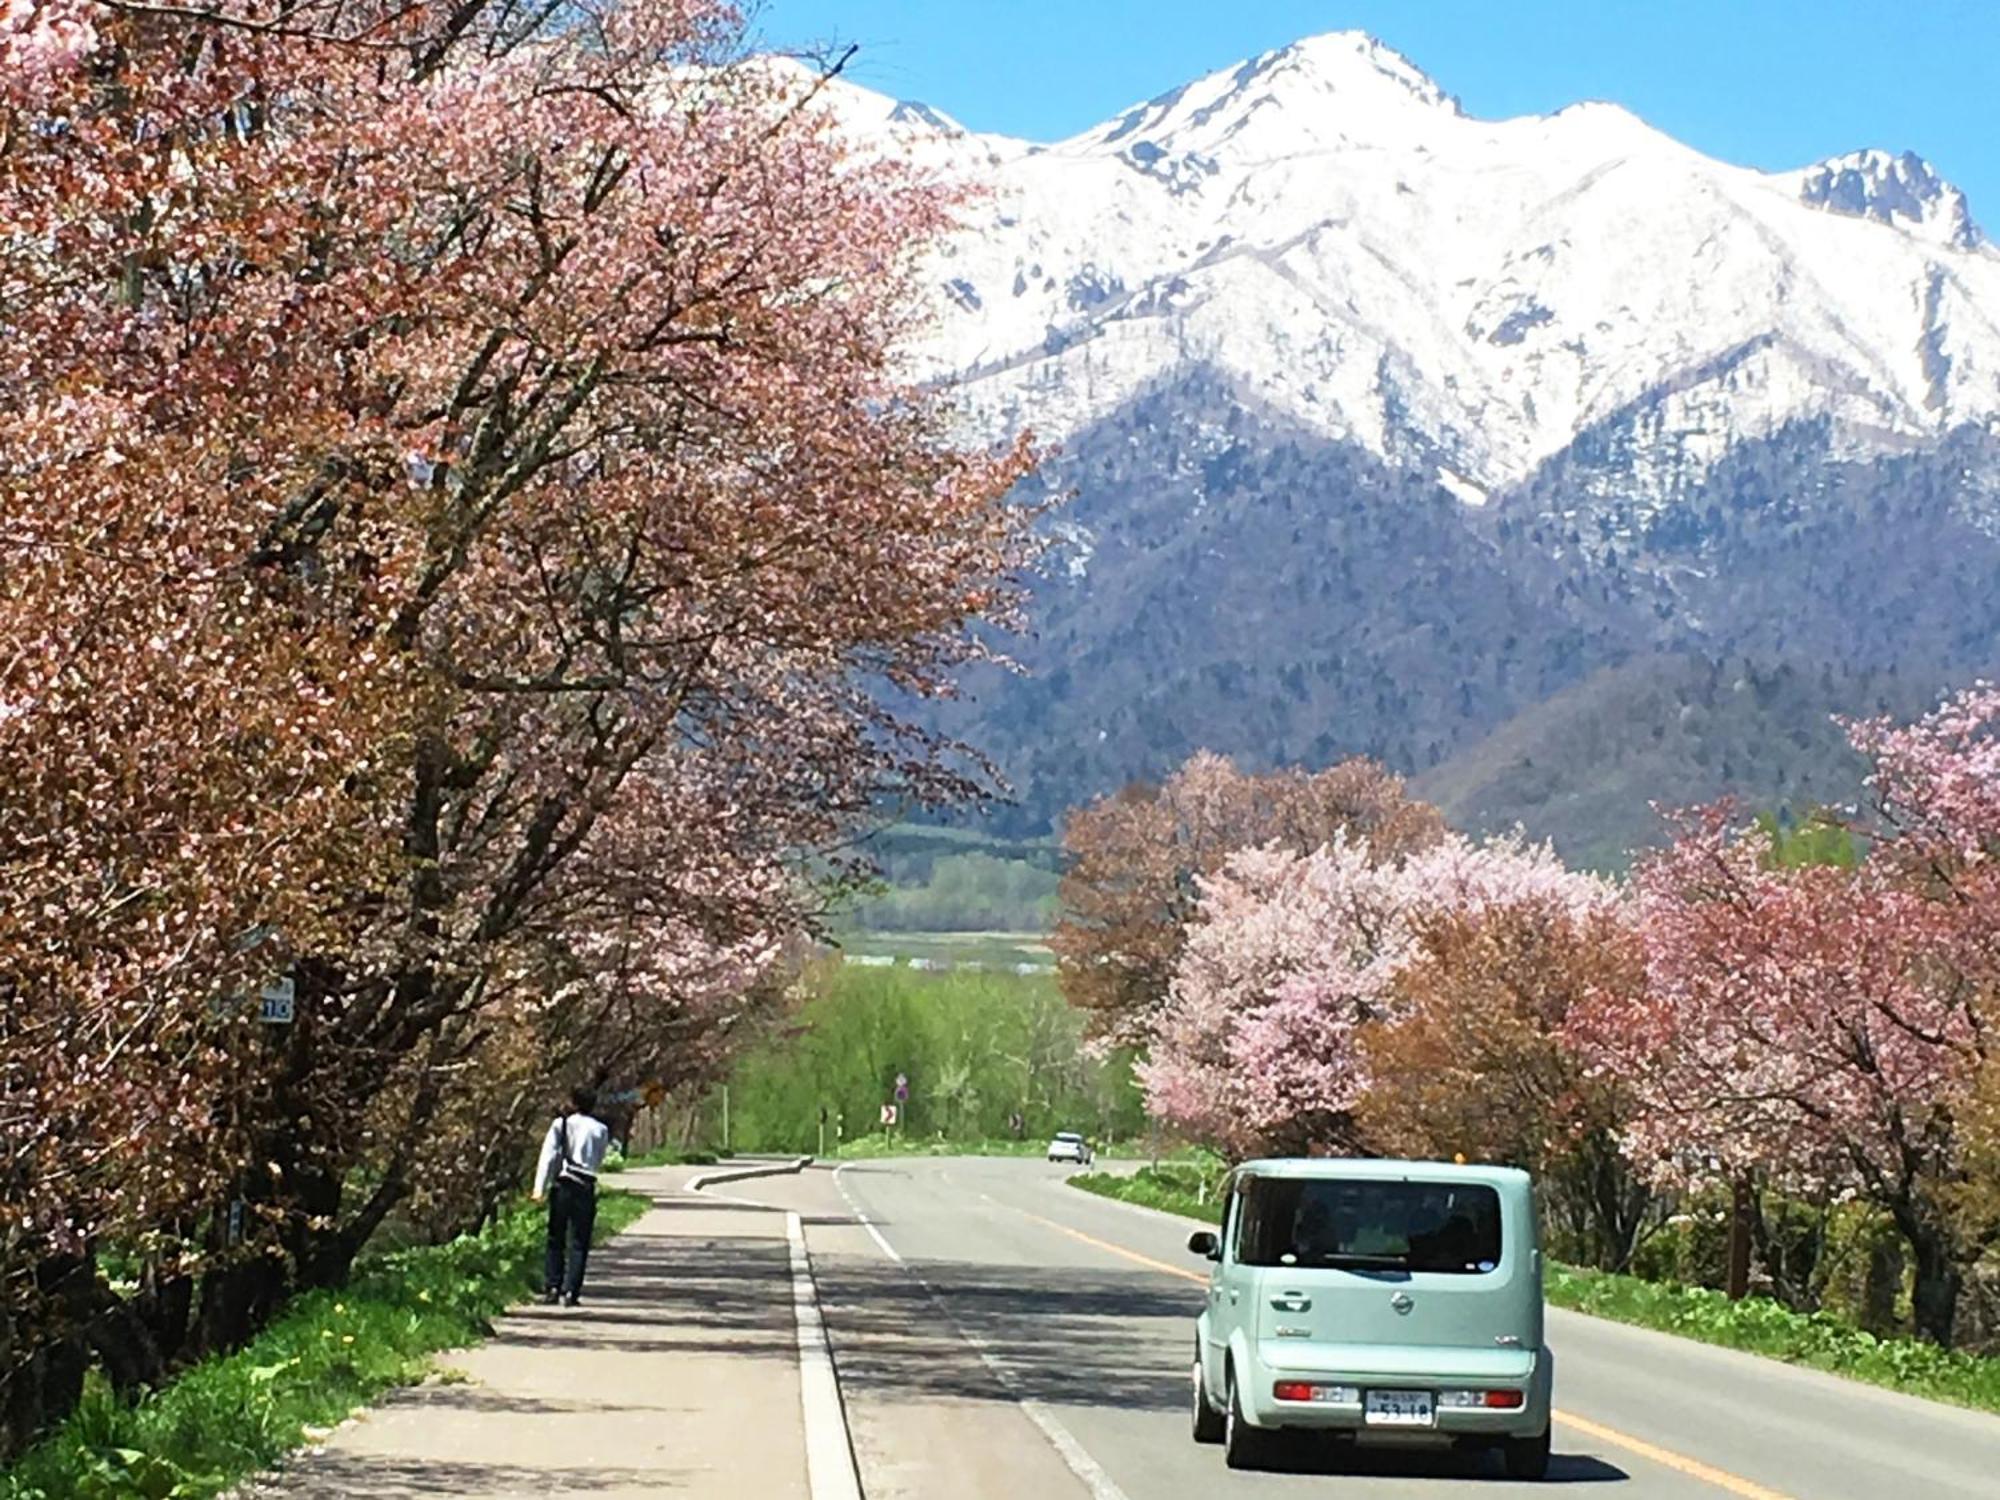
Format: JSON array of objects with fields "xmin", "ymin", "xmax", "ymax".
[{"xmin": 1235, "ymin": 1178, "xmax": 1502, "ymax": 1274}]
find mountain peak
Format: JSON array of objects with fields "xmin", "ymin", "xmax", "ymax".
[
  {"xmin": 1273, "ymin": 31, "xmax": 1461, "ymax": 114},
  {"xmin": 1072, "ymin": 29, "xmax": 1461, "ymax": 167},
  {"xmin": 1797, "ymin": 148, "xmax": 1981, "ymax": 249}
]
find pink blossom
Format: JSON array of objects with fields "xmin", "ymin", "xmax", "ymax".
[
  {"xmin": 0, "ymin": 0, "xmax": 96, "ymax": 88},
  {"xmin": 1144, "ymin": 832, "xmax": 1610, "ymax": 1154}
]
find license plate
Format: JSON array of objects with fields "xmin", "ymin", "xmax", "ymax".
[{"xmin": 1364, "ymin": 1389, "xmax": 1436, "ymax": 1427}]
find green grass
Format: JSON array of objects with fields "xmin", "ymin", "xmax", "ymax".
[
  {"xmin": 601, "ymin": 1144, "xmax": 718, "ymax": 1173},
  {"xmin": 1070, "ymin": 1170, "xmax": 2000, "ymax": 1415},
  {"xmin": 1, "ymin": 1191, "xmax": 647, "ymax": 1500},
  {"xmin": 1544, "ymin": 1263, "xmax": 2000, "ymax": 1415},
  {"xmin": 1071, "ymin": 1162, "xmax": 1225, "ymax": 1220},
  {"xmin": 718, "ymin": 963, "xmax": 1146, "ymax": 1151},
  {"xmin": 830, "ymin": 1134, "xmax": 1045, "ymax": 1160}
]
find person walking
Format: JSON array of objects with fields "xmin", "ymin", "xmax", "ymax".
[{"xmin": 533, "ymin": 1085, "xmax": 611, "ymax": 1306}]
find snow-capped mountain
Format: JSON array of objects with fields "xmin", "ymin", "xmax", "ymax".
[
  {"xmin": 807, "ymin": 32, "xmax": 2000, "ymax": 501},
  {"xmin": 783, "ymin": 37, "xmax": 2000, "ymax": 854}
]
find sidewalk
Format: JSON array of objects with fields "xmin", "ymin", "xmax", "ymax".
[{"xmin": 256, "ymin": 1166, "xmax": 811, "ymax": 1499}]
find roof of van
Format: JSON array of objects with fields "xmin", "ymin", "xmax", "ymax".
[{"xmin": 1231, "ymin": 1157, "xmax": 1531, "ymax": 1188}]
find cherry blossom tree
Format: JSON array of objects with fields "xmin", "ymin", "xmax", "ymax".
[
  {"xmin": 1574, "ymin": 799, "xmax": 1991, "ymax": 1345},
  {"xmin": 2, "ymin": 0, "xmax": 1037, "ymax": 1446},
  {"xmin": 1052, "ymin": 751, "xmax": 1443, "ymax": 1048},
  {"xmin": 1362, "ymin": 900, "xmax": 1653, "ymax": 1268},
  {"xmin": 1143, "ymin": 832, "xmax": 1600, "ymax": 1157}
]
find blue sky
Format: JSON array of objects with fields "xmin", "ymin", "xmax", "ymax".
[{"xmin": 754, "ymin": 1, "xmax": 1998, "ymax": 229}]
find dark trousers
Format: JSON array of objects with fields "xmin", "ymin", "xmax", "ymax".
[{"xmin": 544, "ymin": 1177, "xmax": 597, "ymax": 1297}]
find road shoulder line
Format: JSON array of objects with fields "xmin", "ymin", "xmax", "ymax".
[{"xmin": 787, "ymin": 1209, "xmax": 864, "ymax": 1500}]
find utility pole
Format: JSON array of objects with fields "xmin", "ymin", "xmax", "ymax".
[{"xmin": 721, "ymin": 1083, "xmax": 730, "ymax": 1156}]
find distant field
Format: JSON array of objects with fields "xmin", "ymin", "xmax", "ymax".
[{"xmin": 831, "ymin": 929, "xmax": 1053, "ymax": 969}]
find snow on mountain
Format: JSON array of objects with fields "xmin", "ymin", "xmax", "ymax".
[
  {"xmin": 751, "ymin": 55, "xmax": 1029, "ymax": 173},
  {"xmin": 792, "ymin": 32, "xmax": 2000, "ymax": 498},
  {"xmin": 1795, "ymin": 149, "xmax": 1981, "ymax": 250}
]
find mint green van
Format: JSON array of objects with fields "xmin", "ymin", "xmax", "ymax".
[{"xmin": 1187, "ymin": 1158, "xmax": 1552, "ymax": 1478}]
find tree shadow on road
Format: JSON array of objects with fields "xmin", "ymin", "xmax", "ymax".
[
  {"xmin": 440, "ymin": 1227, "xmax": 1629, "ymax": 1489},
  {"xmin": 816, "ymin": 1250, "xmax": 1201, "ymax": 1412}
]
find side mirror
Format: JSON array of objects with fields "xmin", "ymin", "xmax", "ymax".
[{"xmin": 1187, "ymin": 1230, "xmax": 1220, "ymax": 1261}]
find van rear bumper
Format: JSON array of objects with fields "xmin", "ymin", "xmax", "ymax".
[{"xmin": 1243, "ymin": 1342, "xmax": 1552, "ymax": 1439}]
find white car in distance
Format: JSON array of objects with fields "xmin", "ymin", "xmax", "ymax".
[{"xmin": 1047, "ymin": 1131, "xmax": 1094, "ymax": 1165}]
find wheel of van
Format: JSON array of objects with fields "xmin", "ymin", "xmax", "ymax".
[
  {"xmin": 1222, "ymin": 1363, "xmax": 1273, "ymax": 1471},
  {"xmin": 1189, "ymin": 1354, "xmax": 1224, "ymax": 1444},
  {"xmin": 1502, "ymin": 1426, "xmax": 1551, "ymax": 1481}
]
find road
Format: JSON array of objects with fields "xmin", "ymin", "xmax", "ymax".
[{"xmin": 732, "ymin": 1155, "xmax": 1999, "ymax": 1500}]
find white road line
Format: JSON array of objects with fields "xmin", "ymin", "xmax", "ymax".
[
  {"xmin": 833, "ymin": 1165, "xmax": 1133, "ymax": 1500},
  {"xmin": 788, "ymin": 1209, "xmax": 864, "ymax": 1500}
]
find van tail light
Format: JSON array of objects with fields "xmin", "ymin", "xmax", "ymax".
[
  {"xmin": 1440, "ymin": 1388, "xmax": 1526, "ymax": 1409},
  {"xmin": 1273, "ymin": 1382, "xmax": 1359, "ymax": 1404}
]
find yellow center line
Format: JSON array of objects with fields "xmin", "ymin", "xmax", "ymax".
[
  {"xmin": 1552, "ymin": 1411, "xmax": 1798, "ymax": 1500},
  {"xmin": 996, "ymin": 1197, "xmax": 1801, "ymax": 1500},
  {"xmin": 1003, "ymin": 1202, "xmax": 1209, "ymax": 1283}
]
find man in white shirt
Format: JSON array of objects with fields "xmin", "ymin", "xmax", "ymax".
[{"xmin": 533, "ymin": 1085, "xmax": 612, "ymax": 1306}]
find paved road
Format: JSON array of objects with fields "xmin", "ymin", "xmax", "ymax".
[{"xmin": 741, "ymin": 1156, "xmax": 1999, "ymax": 1500}]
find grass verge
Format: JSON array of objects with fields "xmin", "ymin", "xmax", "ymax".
[
  {"xmin": 1544, "ymin": 1264, "xmax": 2000, "ymax": 1415},
  {"xmin": 1071, "ymin": 1163, "xmax": 1222, "ymax": 1220},
  {"xmin": 1071, "ymin": 1171, "xmax": 2000, "ymax": 1416},
  {"xmin": 601, "ymin": 1145, "xmax": 717, "ymax": 1172},
  {"xmin": 1, "ymin": 1190, "xmax": 647, "ymax": 1500}
]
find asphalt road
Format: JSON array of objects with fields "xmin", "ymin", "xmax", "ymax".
[{"xmin": 735, "ymin": 1155, "xmax": 2000, "ymax": 1500}]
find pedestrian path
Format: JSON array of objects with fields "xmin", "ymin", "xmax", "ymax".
[{"xmin": 256, "ymin": 1166, "xmax": 811, "ymax": 1499}]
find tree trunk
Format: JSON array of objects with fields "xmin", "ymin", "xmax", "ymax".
[
  {"xmin": 1725, "ymin": 1176, "xmax": 1752, "ymax": 1301},
  {"xmin": 1908, "ymin": 1226, "xmax": 1963, "ymax": 1347},
  {"xmin": 193, "ymin": 1215, "xmax": 288, "ymax": 1358},
  {"xmin": 0, "ymin": 1255, "xmax": 93, "ymax": 1458},
  {"xmin": 1860, "ymin": 1231, "xmax": 1903, "ymax": 1337},
  {"xmin": 1578, "ymin": 1131, "xmax": 1653, "ymax": 1271},
  {"xmin": 1892, "ymin": 1195, "xmax": 1964, "ymax": 1347},
  {"xmin": 287, "ymin": 1160, "xmax": 358, "ymax": 1292},
  {"xmin": 88, "ymin": 1287, "xmax": 168, "ymax": 1394}
]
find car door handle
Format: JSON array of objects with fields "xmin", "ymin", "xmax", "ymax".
[{"xmin": 1228, "ymin": 1289, "xmax": 1240, "ymax": 1304}]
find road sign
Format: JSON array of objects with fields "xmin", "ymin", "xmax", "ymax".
[
  {"xmin": 880, "ymin": 1104, "xmax": 898, "ymax": 1127},
  {"xmin": 894, "ymin": 1072, "xmax": 909, "ymax": 1102},
  {"xmin": 258, "ymin": 975, "xmax": 295, "ymax": 1025}
]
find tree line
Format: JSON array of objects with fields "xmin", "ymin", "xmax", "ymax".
[
  {"xmin": 0, "ymin": 0, "xmax": 1036, "ymax": 1458},
  {"xmin": 720, "ymin": 964, "xmax": 1144, "ymax": 1153},
  {"xmin": 1052, "ymin": 728, "xmax": 2000, "ymax": 1350}
]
